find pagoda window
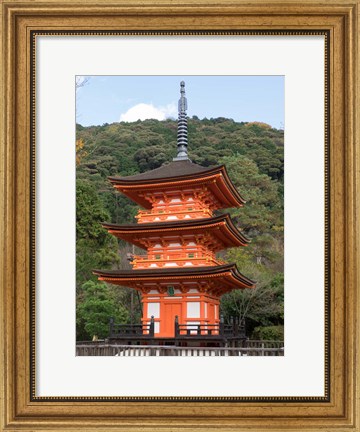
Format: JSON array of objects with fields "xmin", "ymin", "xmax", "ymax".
[
  {"xmin": 188, "ymin": 207, "xmax": 193, "ymax": 211},
  {"xmin": 155, "ymin": 254, "xmax": 161, "ymax": 260},
  {"xmin": 188, "ymin": 253, "xmax": 195, "ymax": 258},
  {"xmin": 147, "ymin": 302, "xmax": 160, "ymax": 318},
  {"xmin": 187, "ymin": 302, "xmax": 200, "ymax": 318}
]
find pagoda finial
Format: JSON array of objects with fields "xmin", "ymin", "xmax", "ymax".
[{"xmin": 173, "ymin": 81, "xmax": 190, "ymax": 161}]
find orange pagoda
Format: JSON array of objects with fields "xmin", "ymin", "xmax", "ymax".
[{"xmin": 94, "ymin": 81, "xmax": 255, "ymax": 346}]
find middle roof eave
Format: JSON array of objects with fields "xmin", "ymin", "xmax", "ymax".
[{"xmin": 102, "ymin": 214, "xmax": 250, "ymax": 245}]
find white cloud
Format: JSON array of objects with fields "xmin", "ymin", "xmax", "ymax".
[{"xmin": 119, "ymin": 103, "xmax": 177, "ymax": 122}]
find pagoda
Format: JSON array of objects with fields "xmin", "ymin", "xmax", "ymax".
[{"xmin": 94, "ymin": 81, "xmax": 255, "ymax": 344}]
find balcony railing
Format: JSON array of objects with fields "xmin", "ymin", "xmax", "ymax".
[
  {"xmin": 132, "ymin": 253, "xmax": 224, "ymax": 268},
  {"xmin": 107, "ymin": 316, "xmax": 246, "ymax": 341},
  {"xmin": 174, "ymin": 318, "xmax": 245, "ymax": 339},
  {"xmin": 109, "ymin": 317, "xmax": 154, "ymax": 338},
  {"xmin": 136, "ymin": 207, "xmax": 212, "ymax": 223}
]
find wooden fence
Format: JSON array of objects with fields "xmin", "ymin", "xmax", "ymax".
[
  {"xmin": 76, "ymin": 343, "xmax": 284, "ymax": 357},
  {"xmin": 244, "ymin": 340, "xmax": 284, "ymax": 349}
]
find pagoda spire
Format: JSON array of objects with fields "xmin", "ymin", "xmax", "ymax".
[{"xmin": 173, "ymin": 81, "xmax": 190, "ymax": 161}]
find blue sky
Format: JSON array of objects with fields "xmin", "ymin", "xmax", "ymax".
[{"xmin": 76, "ymin": 76, "xmax": 284, "ymax": 129}]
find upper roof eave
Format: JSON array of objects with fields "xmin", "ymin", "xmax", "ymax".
[
  {"xmin": 109, "ymin": 162, "xmax": 245, "ymax": 208},
  {"xmin": 108, "ymin": 160, "xmax": 221, "ymax": 185}
]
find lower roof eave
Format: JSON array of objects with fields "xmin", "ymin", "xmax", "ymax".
[{"xmin": 93, "ymin": 264, "xmax": 255, "ymax": 290}]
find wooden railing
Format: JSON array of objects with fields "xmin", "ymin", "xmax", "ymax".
[
  {"xmin": 109, "ymin": 317, "xmax": 154, "ymax": 338},
  {"xmin": 76, "ymin": 344, "xmax": 284, "ymax": 357},
  {"xmin": 107, "ymin": 317, "xmax": 246, "ymax": 340},
  {"xmin": 176, "ymin": 323, "xmax": 220, "ymax": 336},
  {"xmin": 174, "ymin": 317, "xmax": 245, "ymax": 338},
  {"xmin": 175, "ymin": 321, "xmax": 245, "ymax": 338},
  {"xmin": 244, "ymin": 340, "xmax": 284, "ymax": 349},
  {"xmin": 136, "ymin": 207, "xmax": 212, "ymax": 223},
  {"xmin": 132, "ymin": 253, "xmax": 223, "ymax": 268}
]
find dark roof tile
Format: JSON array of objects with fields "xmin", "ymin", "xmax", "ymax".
[{"xmin": 109, "ymin": 160, "xmax": 220, "ymax": 183}]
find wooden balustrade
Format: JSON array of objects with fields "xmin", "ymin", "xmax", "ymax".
[
  {"xmin": 174, "ymin": 318, "xmax": 245, "ymax": 338},
  {"xmin": 132, "ymin": 253, "xmax": 222, "ymax": 268},
  {"xmin": 244, "ymin": 340, "xmax": 284, "ymax": 349},
  {"xmin": 109, "ymin": 316, "xmax": 154, "ymax": 338},
  {"xmin": 136, "ymin": 207, "xmax": 212, "ymax": 223},
  {"xmin": 107, "ymin": 317, "xmax": 246, "ymax": 340},
  {"xmin": 76, "ymin": 344, "xmax": 284, "ymax": 357}
]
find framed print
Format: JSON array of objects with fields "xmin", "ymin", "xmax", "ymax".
[{"xmin": 1, "ymin": 0, "xmax": 359, "ymax": 431}]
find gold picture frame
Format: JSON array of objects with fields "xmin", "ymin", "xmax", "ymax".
[{"xmin": 1, "ymin": 0, "xmax": 359, "ymax": 430}]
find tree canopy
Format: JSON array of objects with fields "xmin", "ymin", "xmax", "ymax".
[{"xmin": 76, "ymin": 117, "xmax": 284, "ymax": 340}]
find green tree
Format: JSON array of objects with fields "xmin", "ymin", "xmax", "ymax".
[
  {"xmin": 76, "ymin": 180, "xmax": 118, "ymax": 290},
  {"xmin": 219, "ymin": 152, "xmax": 284, "ymax": 335},
  {"xmin": 133, "ymin": 145, "xmax": 169, "ymax": 172},
  {"xmin": 221, "ymin": 255, "xmax": 284, "ymax": 336},
  {"xmin": 77, "ymin": 281, "xmax": 129, "ymax": 340},
  {"xmin": 220, "ymin": 154, "xmax": 283, "ymax": 234}
]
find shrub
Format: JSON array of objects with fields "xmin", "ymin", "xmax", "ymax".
[{"xmin": 251, "ymin": 325, "xmax": 284, "ymax": 341}]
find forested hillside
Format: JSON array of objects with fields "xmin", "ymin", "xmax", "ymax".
[{"xmin": 76, "ymin": 118, "xmax": 284, "ymax": 341}]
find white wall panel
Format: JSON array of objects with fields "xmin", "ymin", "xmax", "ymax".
[
  {"xmin": 187, "ymin": 302, "xmax": 200, "ymax": 318},
  {"xmin": 148, "ymin": 303, "xmax": 160, "ymax": 318}
]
